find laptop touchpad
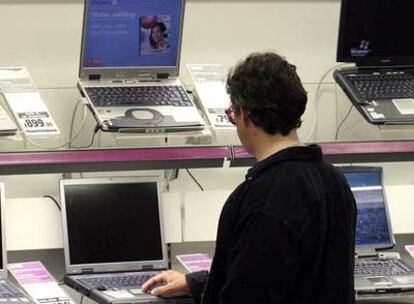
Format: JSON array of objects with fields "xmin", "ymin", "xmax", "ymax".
[
  {"xmin": 131, "ymin": 110, "xmax": 156, "ymax": 120},
  {"xmin": 367, "ymin": 277, "xmax": 393, "ymax": 285},
  {"xmin": 392, "ymin": 98, "xmax": 414, "ymax": 115},
  {"xmin": 129, "ymin": 288, "xmax": 144, "ymax": 295}
]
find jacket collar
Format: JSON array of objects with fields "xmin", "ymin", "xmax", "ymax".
[{"xmin": 246, "ymin": 144, "xmax": 323, "ymax": 180}]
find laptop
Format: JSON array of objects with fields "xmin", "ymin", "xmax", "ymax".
[
  {"xmin": 334, "ymin": 0, "xmax": 414, "ymax": 125},
  {"xmin": 77, "ymin": 0, "xmax": 205, "ymax": 133},
  {"xmin": 60, "ymin": 177, "xmax": 191, "ymax": 304},
  {"xmin": 0, "ymin": 184, "xmax": 34, "ymax": 304},
  {"xmin": 339, "ymin": 167, "xmax": 414, "ymax": 294}
]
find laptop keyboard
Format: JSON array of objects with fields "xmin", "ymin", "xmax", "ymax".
[
  {"xmin": 355, "ymin": 259, "xmax": 414, "ymax": 277},
  {"xmin": 0, "ymin": 280, "xmax": 28, "ymax": 302},
  {"xmin": 347, "ymin": 72, "xmax": 414, "ymax": 100},
  {"xmin": 347, "ymin": 73, "xmax": 414, "ymax": 100},
  {"xmin": 85, "ymin": 86, "xmax": 193, "ymax": 107},
  {"xmin": 76, "ymin": 272, "xmax": 158, "ymax": 290}
]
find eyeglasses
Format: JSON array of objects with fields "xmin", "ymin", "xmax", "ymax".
[{"xmin": 225, "ymin": 107, "xmax": 236, "ymax": 125}]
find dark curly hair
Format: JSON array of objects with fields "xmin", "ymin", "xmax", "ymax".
[{"xmin": 226, "ymin": 52, "xmax": 307, "ymax": 136}]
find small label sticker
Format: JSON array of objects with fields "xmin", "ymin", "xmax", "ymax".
[{"xmin": 370, "ymin": 112, "xmax": 385, "ymax": 119}]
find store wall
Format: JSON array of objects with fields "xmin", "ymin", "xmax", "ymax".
[{"xmin": 0, "ymin": 0, "xmax": 413, "ymax": 250}]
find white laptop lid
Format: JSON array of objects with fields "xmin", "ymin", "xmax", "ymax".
[
  {"xmin": 60, "ymin": 177, "xmax": 168, "ymax": 274},
  {"xmin": 79, "ymin": 0, "xmax": 185, "ymax": 80},
  {"xmin": 0, "ymin": 183, "xmax": 7, "ymax": 279},
  {"xmin": 340, "ymin": 167, "xmax": 395, "ymax": 257}
]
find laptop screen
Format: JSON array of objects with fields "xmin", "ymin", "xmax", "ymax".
[
  {"xmin": 63, "ymin": 180, "xmax": 164, "ymax": 265},
  {"xmin": 337, "ymin": 0, "xmax": 414, "ymax": 64},
  {"xmin": 82, "ymin": 0, "xmax": 183, "ymax": 69},
  {"xmin": 342, "ymin": 168, "xmax": 392, "ymax": 247}
]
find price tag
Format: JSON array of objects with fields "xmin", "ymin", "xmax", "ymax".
[
  {"xmin": 0, "ymin": 67, "xmax": 60, "ymax": 136},
  {"xmin": 19, "ymin": 112, "xmax": 57, "ymax": 134}
]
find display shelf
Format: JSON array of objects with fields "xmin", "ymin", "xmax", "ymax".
[
  {"xmin": 231, "ymin": 140, "xmax": 414, "ymax": 167},
  {"xmin": 0, "ymin": 146, "xmax": 231, "ymax": 175},
  {"xmin": 1, "ymin": 140, "xmax": 414, "ymax": 175}
]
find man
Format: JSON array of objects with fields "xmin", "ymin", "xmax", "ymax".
[{"xmin": 142, "ymin": 52, "xmax": 357, "ymax": 304}]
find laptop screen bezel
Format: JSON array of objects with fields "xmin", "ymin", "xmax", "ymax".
[
  {"xmin": 336, "ymin": 0, "xmax": 414, "ymax": 66},
  {"xmin": 79, "ymin": 0, "xmax": 186, "ymax": 80},
  {"xmin": 0, "ymin": 183, "xmax": 6, "ymax": 279},
  {"xmin": 60, "ymin": 176, "xmax": 169, "ymax": 274},
  {"xmin": 338, "ymin": 166, "xmax": 395, "ymax": 255}
]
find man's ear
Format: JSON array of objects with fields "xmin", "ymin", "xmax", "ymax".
[{"xmin": 240, "ymin": 107, "xmax": 250, "ymax": 126}]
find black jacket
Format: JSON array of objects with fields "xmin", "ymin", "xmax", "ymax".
[{"xmin": 186, "ymin": 145, "xmax": 356, "ymax": 304}]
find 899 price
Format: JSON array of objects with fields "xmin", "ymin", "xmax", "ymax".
[{"xmin": 24, "ymin": 119, "xmax": 45, "ymax": 128}]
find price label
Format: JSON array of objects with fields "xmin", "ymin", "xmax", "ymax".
[
  {"xmin": 18, "ymin": 112, "xmax": 58, "ymax": 134},
  {"xmin": 0, "ymin": 67, "xmax": 60, "ymax": 136}
]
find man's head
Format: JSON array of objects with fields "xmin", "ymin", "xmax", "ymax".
[{"xmin": 226, "ymin": 52, "xmax": 307, "ymax": 137}]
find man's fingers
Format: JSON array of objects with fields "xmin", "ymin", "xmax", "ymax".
[
  {"xmin": 141, "ymin": 273, "xmax": 166, "ymax": 292},
  {"xmin": 151, "ymin": 283, "xmax": 177, "ymax": 297}
]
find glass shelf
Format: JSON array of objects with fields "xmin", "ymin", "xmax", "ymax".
[{"xmin": 1, "ymin": 86, "xmax": 414, "ymax": 175}]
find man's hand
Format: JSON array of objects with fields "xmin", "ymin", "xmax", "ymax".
[{"xmin": 141, "ymin": 270, "xmax": 190, "ymax": 297}]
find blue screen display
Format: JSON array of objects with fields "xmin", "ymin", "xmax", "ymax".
[
  {"xmin": 343, "ymin": 171, "xmax": 391, "ymax": 246},
  {"xmin": 83, "ymin": 0, "xmax": 182, "ymax": 68}
]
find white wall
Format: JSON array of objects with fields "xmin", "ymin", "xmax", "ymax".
[{"xmin": 0, "ymin": 0, "xmax": 413, "ymax": 250}]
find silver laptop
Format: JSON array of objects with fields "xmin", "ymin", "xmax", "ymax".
[
  {"xmin": 78, "ymin": 0, "xmax": 205, "ymax": 133},
  {"xmin": 60, "ymin": 177, "xmax": 190, "ymax": 304},
  {"xmin": 0, "ymin": 184, "xmax": 34, "ymax": 304},
  {"xmin": 340, "ymin": 167, "xmax": 414, "ymax": 294}
]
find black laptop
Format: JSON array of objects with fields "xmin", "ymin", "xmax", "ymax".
[
  {"xmin": 60, "ymin": 177, "xmax": 191, "ymax": 304},
  {"xmin": 334, "ymin": 0, "xmax": 414, "ymax": 125}
]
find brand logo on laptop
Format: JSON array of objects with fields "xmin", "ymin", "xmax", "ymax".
[{"xmin": 350, "ymin": 39, "xmax": 372, "ymax": 57}]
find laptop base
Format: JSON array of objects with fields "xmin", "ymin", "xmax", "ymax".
[
  {"xmin": 334, "ymin": 68, "xmax": 414, "ymax": 125},
  {"xmin": 64, "ymin": 275, "xmax": 193, "ymax": 304}
]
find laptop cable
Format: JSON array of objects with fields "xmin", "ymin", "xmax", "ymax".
[{"xmin": 335, "ymin": 105, "xmax": 354, "ymax": 140}]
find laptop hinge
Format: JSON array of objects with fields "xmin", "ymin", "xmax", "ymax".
[
  {"xmin": 356, "ymin": 63, "xmax": 414, "ymax": 70},
  {"xmin": 377, "ymin": 252, "xmax": 401, "ymax": 260},
  {"xmin": 142, "ymin": 265, "xmax": 154, "ymax": 271},
  {"xmin": 89, "ymin": 74, "xmax": 101, "ymax": 81},
  {"xmin": 157, "ymin": 73, "xmax": 170, "ymax": 79},
  {"xmin": 356, "ymin": 252, "xmax": 401, "ymax": 260},
  {"xmin": 355, "ymin": 248, "xmax": 377, "ymax": 257},
  {"xmin": 81, "ymin": 268, "xmax": 95, "ymax": 274}
]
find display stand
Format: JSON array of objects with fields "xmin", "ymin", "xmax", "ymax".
[
  {"xmin": 106, "ymin": 126, "xmax": 215, "ymax": 148},
  {"xmin": 377, "ymin": 124, "xmax": 414, "ymax": 140},
  {"xmin": 0, "ymin": 131, "xmax": 24, "ymax": 152}
]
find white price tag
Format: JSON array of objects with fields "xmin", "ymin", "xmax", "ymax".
[
  {"xmin": 0, "ymin": 67, "xmax": 60, "ymax": 136},
  {"xmin": 19, "ymin": 112, "xmax": 57, "ymax": 134}
]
